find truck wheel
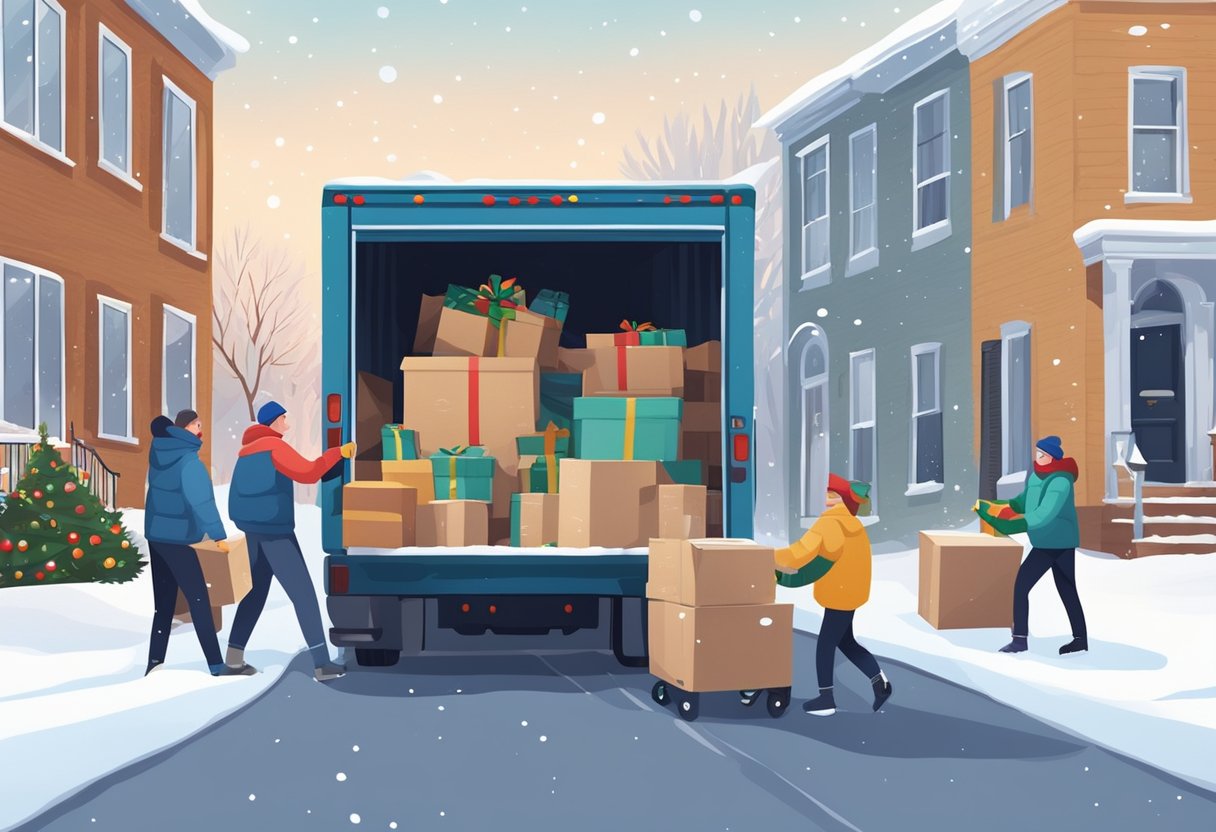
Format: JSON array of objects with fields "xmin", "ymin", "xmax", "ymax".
[
  {"xmin": 767, "ymin": 688, "xmax": 792, "ymax": 718},
  {"xmin": 651, "ymin": 681, "xmax": 671, "ymax": 707},
  {"xmin": 354, "ymin": 648, "xmax": 400, "ymax": 667},
  {"xmin": 739, "ymin": 690, "xmax": 759, "ymax": 707},
  {"xmin": 677, "ymin": 691, "xmax": 700, "ymax": 722}
]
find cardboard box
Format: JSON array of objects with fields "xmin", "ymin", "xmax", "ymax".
[
  {"xmin": 557, "ymin": 459, "xmax": 667, "ymax": 548},
  {"xmin": 682, "ymin": 431, "xmax": 723, "ymax": 467},
  {"xmin": 400, "ymin": 356, "xmax": 539, "ymax": 471},
  {"xmin": 434, "ymin": 306, "xmax": 498, "ymax": 358},
  {"xmin": 511, "ymin": 493, "xmax": 561, "ymax": 547},
  {"xmin": 684, "ymin": 369, "xmax": 721, "ymax": 402},
  {"xmin": 413, "ymin": 293, "xmax": 445, "ymax": 355},
  {"xmin": 582, "ymin": 346, "xmax": 684, "ymax": 397},
  {"xmin": 646, "ymin": 538, "xmax": 775, "ymax": 606},
  {"xmin": 344, "ymin": 511, "xmax": 414, "ymax": 549},
  {"xmin": 505, "ymin": 307, "xmax": 560, "ymax": 370},
  {"xmin": 433, "ymin": 306, "xmax": 560, "ymax": 368},
  {"xmin": 489, "ymin": 515, "xmax": 513, "ymax": 546},
  {"xmin": 343, "ymin": 481, "xmax": 416, "ymax": 516},
  {"xmin": 556, "ymin": 347, "xmax": 597, "ymax": 374},
  {"xmin": 684, "ymin": 340, "xmax": 721, "ymax": 372},
  {"xmin": 706, "ymin": 490, "xmax": 723, "ymax": 537},
  {"xmin": 355, "ymin": 372, "xmax": 395, "ymax": 465},
  {"xmin": 382, "ymin": 460, "xmax": 436, "ymax": 504},
  {"xmin": 417, "ymin": 500, "xmax": 490, "ymax": 547},
  {"xmin": 918, "ymin": 531, "xmax": 1025, "ymax": 630},
  {"xmin": 648, "ymin": 601, "xmax": 793, "ymax": 692},
  {"xmin": 682, "ymin": 402, "xmax": 720, "ymax": 434},
  {"xmin": 187, "ymin": 536, "xmax": 253, "ymax": 607},
  {"xmin": 573, "ymin": 396, "xmax": 682, "ymax": 461},
  {"xmin": 651, "ymin": 485, "xmax": 707, "ymax": 540}
]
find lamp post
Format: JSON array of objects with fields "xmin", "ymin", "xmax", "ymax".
[{"xmin": 1126, "ymin": 444, "xmax": 1149, "ymax": 541}]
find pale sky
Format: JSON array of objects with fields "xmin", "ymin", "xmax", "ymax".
[{"xmin": 206, "ymin": 0, "xmax": 939, "ymax": 276}]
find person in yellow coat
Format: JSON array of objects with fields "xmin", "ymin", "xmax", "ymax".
[{"xmin": 775, "ymin": 474, "xmax": 892, "ymax": 716}]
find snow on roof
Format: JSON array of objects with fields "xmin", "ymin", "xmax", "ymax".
[
  {"xmin": 124, "ymin": 0, "xmax": 248, "ymax": 79},
  {"xmin": 326, "ymin": 166, "xmax": 771, "ymax": 190},
  {"xmin": 1074, "ymin": 219, "xmax": 1216, "ymax": 264},
  {"xmin": 0, "ymin": 420, "xmax": 39, "ymax": 444}
]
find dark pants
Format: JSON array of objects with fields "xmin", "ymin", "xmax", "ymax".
[
  {"xmin": 228, "ymin": 533, "xmax": 330, "ymax": 667},
  {"xmin": 1012, "ymin": 547, "xmax": 1088, "ymax": 639},
  {"xmin": 816, "ymin": 608, "xmax": 881, "ymax": 689},
  {"xmin": 147, "ymin": 541, "xmax": 223, "ymax": 670}
]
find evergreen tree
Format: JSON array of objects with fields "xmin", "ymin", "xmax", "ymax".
[{"xmin": 0, "ymin": 424, "xmax": 143, "ymax": 588}]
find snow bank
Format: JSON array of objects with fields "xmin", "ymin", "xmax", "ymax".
[
  {"xmin": 0, "ymin": 487, "xmax": 329, "ymax": 832},
  {"xmin": 781, "ymin": 542, "xmax": 1216, "ymax": 791}
]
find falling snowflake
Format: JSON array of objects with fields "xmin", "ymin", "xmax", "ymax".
[
  {"xmin": 591, "ymin": 112, "xmax": 606, "ymax": 125},
  {"xmin": 1128, "ymin": 25, "xmax": 1147, "ymax": 36},
  {"xmin": 433, "ymin": 94, "xmax": 444, "ymax": 104},
  {"xmin": 336, "ymin": 772, "xmax": 347, "ymax": 781},
  {"xmin": 689, "ymin": 10, "xmax": 702, "ymax": 22},
  {"xmin": 288, "ymin": 35, "xmax": 298, "ymax": 44},
  {"xmin": 377, "ymin": 6, "xmax": 389, "ymax": 18},
  {"xmin": 379, "ymin": 66, "xmax": 398, "ymax": 83},
  {"xmin": 817, "ymin": 307, "xmax": 828, "ymax": 318},
  {"xmin": 629, "ymin": 47, "xmax": 639, "ymax": 57},
  {"xmin": 267, "ymin": 195, "xmax": 281, "ymax": 209},
  {"xmin": 350, "ymin": 813, "xmax": 361, "ymax": 825}
]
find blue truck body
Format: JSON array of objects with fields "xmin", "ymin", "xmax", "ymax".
[{"xmin": 318, "ymin": 178, "xmax": 755, "ymax": 666}]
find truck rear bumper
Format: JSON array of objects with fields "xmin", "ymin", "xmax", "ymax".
[{"xmin": 329, "ymin": 626, "xmax": 383, "ymax": 645}]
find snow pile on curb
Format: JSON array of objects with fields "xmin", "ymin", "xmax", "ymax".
[
  {"xmin": 781, "ymin": 542, "xmax": 1216, "ymax": 791},
  {"xmin": 0, "ymin": 487, "xmax": 328, "ymax": 832}
]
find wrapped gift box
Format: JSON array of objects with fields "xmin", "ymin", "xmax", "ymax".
[
  {"xmin": 516, "ymin": 423, "xmax": 572, "ymax": 458},
  {"xmin": 557, "ymin": 460, "xmax": 667, "ymax": 548},
  {"xmin": 648, "ymin": 601, "xmax": 793, "ymax": 692},
  {"xmin": 381, "ymin": 425, "xmax": 420, "ymax": 461},
  {"xmin": 573, "ymin": 396, "xmax": 682, "ymax": 461},
  {"xmin": 660, "ymin": 460, "xmax": 704, "ymax": 486},
  {"xmin": 381, "ymin": 460, "xmax": 436, "ymax": 504},
  {"xmin": 586, "ymin": 320, "xmax": 656, "ymax": 349},
  {"xmin": 918, "ymin": 531, "xmax": 1025, "ymax": 630},
  {"xmin": 529, "ymin": 288, "xmax": 570, "ymax": 323},
  {"xmin": 510, "ymin": 493, "xmax": 561, "ymax": 547},
  {"xmin": 646, "ymin": 538, "xmax": 775, "ymax": 606},
  {"xmin": 638, "ymin": 328, "xmax": 688, "ymax": 347},
  {"xmin": 582, "ymin": 346, "xmax": 684, "ymax": 398},
  {"xmin": 515, "ymin": 422, "xmax": 570, "ymax": 494},
  {"xmin": 436, "ymin": 286, "xmax": 557, "ymax": 367},
  {"xmin": 416, "ymin": 500, "xmax": 490, "ymax": 547},
  {"xmin": 518, "ymin": 454, "xmax": 562, "ymax": 494},
  {"xmin": 430, "ymin": 447, "xmax": 495, "ymax": 502}
]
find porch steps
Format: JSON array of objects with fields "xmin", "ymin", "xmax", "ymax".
[
  {"xmin": 1104, "ymin": 483, "xmax": 1216, "ymax": 557},
  {"xmin": 1132, "ymin": 534, "xmax": 1216, "ymax": 558},
  {"xmin": 1143, "ymin": 483, "xmax": 1216, "ymax": 499},
  {"xmin": 1113, "ymin": 515, "xmax": 1216, "ymax": 538}
]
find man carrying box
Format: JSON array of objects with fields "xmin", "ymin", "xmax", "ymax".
[
  {"xmin": 774, "ymin": 474, "xmax": 892, "ymax": 716},
  {"xmin": 226, "ymin": 402, "xmax": 355, "ymax": 682}
]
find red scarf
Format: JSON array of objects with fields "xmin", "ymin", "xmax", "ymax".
[{"xmin": 1034, "ymin": 456, "xmax": 1079, "ymax": 480}]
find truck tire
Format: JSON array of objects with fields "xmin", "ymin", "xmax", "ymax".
[{"xmin": 354, "ymin": 648, "xmax": 400, "ymax": 667}]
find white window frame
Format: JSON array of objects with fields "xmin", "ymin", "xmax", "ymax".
[
  {"xmin": 911, "ymin": 89, "xmax": 951, "ymax": 250},
  {"xmin": 908, "ymin": 342, "xmax": 944, "ymax": 495},
  {"xmin": 160, "ymin": 75, "xmax": 200, "ymax": 255},
  {"xmin": 1003, "ymin": 72, "xmax": 1033, "ymax": 218},
  {"xmin": 97, "ymin": 294, "xmax": 135, "ymax": 444},
  {"xmin": 797, "ymin": 324, "xmax": 830, "ymax": 524},
  {"xmin": 162, "ymin": 304, "xmax": 196, "ymax": 416},
  {"xmin": 1126, "ymin": 66, "xmax": 1190, "ymax": 204},
  {"xmin": 1000, "ymin": 321, "xmax": 1032, "ymax": 487},
  {"xmin": 849, "ymin": 348, "xmax": 877, "ymax": 516},
  {"xmin": 797, "ymin": 135, "xmax": 831, "ymax": 288},
  {"xmin": 847, "ymin": 123, "xmax": 879, "ymax": 276},
  {"xmin": 0, "ymin": 255, "xmax": 66, "ymax": 439},
  {"xmin": 0, "ymin": 0, "xmax": 71, "ymax": 166},
  {"xmin": 97, "ymin": 24, "xmax": 141, "ymax": 191}
]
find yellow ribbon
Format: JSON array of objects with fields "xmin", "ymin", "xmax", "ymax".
[
  {"xmin": 623, "ymin": 398, "xmax": 637, "ymax": 461},
  {"xmin": 541, "ymin": 421, "xmax": 571, "ymax": 494},
  {"xmin": 393, "ymin": 428, "xmax": 403, "ymax": 460},
  {"xmin": 495, "ymin": 318, "xmax": 508, "ymax": 357},
  {"xmin": 448, "ymin": 455, "xmax": 458, "ymax": 499}
]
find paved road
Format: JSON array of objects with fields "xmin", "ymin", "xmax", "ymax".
[{"xmin": 17, "ymin": 632, "xmax": 1216, "ymax": 832}]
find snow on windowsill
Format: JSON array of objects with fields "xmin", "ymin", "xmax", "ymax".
[
  {"xmin": 0, "ymin": 120, "xmax": 75, "ymax": 169},
  {"xmin": 96, "ymin": 432, "xmax": 140, "ymax": 446},
  {"xmin": 799, "ymin": 263, "xmax": 831, "ymax": 291},
  {"xmin": 159, "ymin": 233, "xmax": 208, "ymax": 261},
  {"xmin": 911, "ymin": 219, "xmax": 952, "ymax": 251},
  {"xmin": 905, "ymin": 481, "xmax": 945, "ymax": 497},
  {"xmin": 98, "ymin": 159, "xmax": 144, "ymax": 192},
  {"xmin": 1124, "ymin": 192, "xmax": 1193, "ymax": 205}
]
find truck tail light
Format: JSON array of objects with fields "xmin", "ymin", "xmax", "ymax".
[
  {"xmin": 733, "ymin": 434, "xmax": 750, "ymax": 463},
  {"xmin": 326, "ymin": 393, "xmax": 342, "ymax": 423},
  {"xmin": 329, "ymin": 564, "xmax": 350, "ymax": 594},
  {"xmin": 564, "ymin": 603, "xmax": 573, "ymax": 614}
]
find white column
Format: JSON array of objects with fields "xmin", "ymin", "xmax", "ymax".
[
  {"xmin": 1104, "ymin": 258, "xmax": 1134, "ymax": 499},
  {"xmin": 1200, "ymin": 301, "xmax": 1216, "ymax": 481}
]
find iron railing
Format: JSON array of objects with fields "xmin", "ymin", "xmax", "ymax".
[
  {"xmin": 0, "ymin": 441, "xmax": 32, "ymax": 494},
  {"xmin": 70, "ymin": 423, "xmax": 121, "ymax": 509}
]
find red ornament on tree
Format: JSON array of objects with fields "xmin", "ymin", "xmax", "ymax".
[
  {"xmin": 89, "ymin": 534, "xmax": 102, "ymax": 546},
  {"xmin": 75, "ymin": 505, "xmax": 86, "ymax": 515},
  {"xmin": 45, "ymin": 561, "xmax": 56, "ymax": 572},
  {"xmin": 110, "ymin": 524, "xmax": 122, "ymax": 535},
  {"xmin": 81, "ymin": 471, "xmax": 90, "ymax": 481},
  {"xmin": 67, "ymin": 532, "xmax": 79, "ymax": 544},
  {"xmin": 35, "ymin": 572, "xmax": 44, "ymax": 581},
  {"xmin": 64, "ymin": 481, "xmax": 76, "ymax": 494},
  {"xmin": 32, "ymin": 490, "xmax": 43, "ymax": 499},
  {"xmin": 0, "ymin": 539, "xmax": 11, "ymax": 553}
]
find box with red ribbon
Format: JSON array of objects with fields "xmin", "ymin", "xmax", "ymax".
[
  {"xmin": 582, "ymin": 344, "xmax": 684, "ymax": 398},
  {"xmin": 586, "ymin": 319, "xmax": 655, "ymax": 349},
  {"xmin": 436, "ymin": 276, "xmax": 559, "ymax": 368}
]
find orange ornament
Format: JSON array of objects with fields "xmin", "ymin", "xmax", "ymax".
[
  {"xmin": 110, "ymin": 524, "xmax": 122, "ymax": 535},
  {"xmin": 46, "ymin": 501, "xmax": 54, "ymax": 509},
  {"xmin": 81, "ymin": 471, "xmax": 90, "ymax": 481},
  {"xmin": 120, "ymin": 540, "xmax": 130, "ymax": 549},
  {"xmin": 72, "ymin": 548, "xmax": 84, "ymax": 559},
  {"xmin": 89, "ymin": 534, "xmax": 102, "ymax": 546},
  {"xmin": 13, "ymin": 571, "xmax": 23, "ymax": 580},
  {"xmin": 103, "ymin": 557, "xmax": 116, "ymax": 569}
]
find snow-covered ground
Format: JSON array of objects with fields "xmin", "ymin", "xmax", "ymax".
[
  {"xmin": 0, "ymin": 487, "xmax": 331, "ymax": 832},
  {"xmin": 780, "ymin": 534, "xmax": 1216, "ymax": 792}
]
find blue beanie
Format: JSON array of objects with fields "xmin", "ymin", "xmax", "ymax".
[
  {"xmin": 257, "ymin": 401, "xmax": 287, "ymax": 426},
  {"xmin": 1036, "ymin": 435, "xmax": 1064, "ymax": 460}
]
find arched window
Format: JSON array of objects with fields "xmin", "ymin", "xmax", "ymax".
[
  {"xmin": 1133, "ymin": 279, "xmax": 1184, "ymax": 315},
  {"xmin": 796, "ymin": 326, "xmax": 830, "ymax": 518}
]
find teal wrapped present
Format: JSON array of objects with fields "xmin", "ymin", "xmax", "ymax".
[
  {"xmin": 429, "ymin": 446, "xmax": 495, "ymax": 502},
  {"xmin": 538, "ymin": 372, "xmax": 582, "ymax": 435},
  {"xmin": 638, "ymin": 328, "xmax": 688, "ymax": 347},
  {"xmin": 529, "ymin": 289, "xmax": 570, "ymax": 324},
  {"xmin": 520, "ymin": 454, "xmax": 561, "ymax": 493},
  {"xmin": 516, "ymin": 422, "xmax": 571, "ymax": 458},
  {"xmin": 661, "ymin": 459, "xmax": 703, "ymax": 485},
  {"xmin": 380, "ymin": 425, "xmax": 420, "ymax": 461},
  {"xmin": 573, "ymin": 397, "xmax": 682, "ymax": 461}
]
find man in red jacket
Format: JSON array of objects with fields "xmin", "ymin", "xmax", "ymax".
[{"xmin": 225, "ymin": 401, "xmax": 355, "ymax": 681}]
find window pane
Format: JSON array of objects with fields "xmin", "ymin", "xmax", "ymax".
[
  {"xmin": 1133, "ymin": 77, "xmax": 1177, "ymax": 127},
  {"xmin": 164, "ymin": 88, "xmax": 194, "ymax": 245},
  {"xmin": 804, "ymin": 144, "xmax": 827, "ymax": 176},
  {"xmin": 1132, "ymin": 129, "xmax": 1177, "ymax": 192},
  {"xmin": 1008, "ymin": 335, "xmax": 1031, "ymax": 472},
  {"xmin": 1007, "ymin": 80, "xmax": 1031, "ymax": 136},
  {"xmin": 852, "ymin": 426, "xmax": 874, "ymax": 485},
  {"xmin": 802, "ymin": 342, "xmax": 826, "ymax": 380},
  {"xmin": 916, "ymin": 351, "xmax": 938, "ymax": 413},
  {"xmin": 37, "ymin": 276, "xmax": 61, "ymax": 434},
  {"xmin": 916, "ymin": 411, "xmax": 944, "ymax": 484},
  {"xmin": 1009, "ymin": 132, "xmax": 1031, "ymax": 208},
  {"xmin": 101, "ymin": 303, "xmax": 129, "ymax": 436},
  {"xmin": 3, "ymin": 263, "xmax": 35, "ymax": 427},
  {"xmin": 916, "ymin": 97, "xmax": 945, "ymax": 142},
  {"xmin": 803, "ymin": 384, "xmax": 827, "ymax": 516},
  {"xmin": 917, "ymin": 134, "xmax": 946, "ymax": 181},
  {"xmin": 101, "ymin": 37, "xmax": 128, "ymax": 169},
  {"xmin": 2, "ymin": 0, "xmax": 35, "ymax": 133},
  {"xmin": 804, "ymin": 170, "xmax": 827, "ymax": 222},
  {"xmin": 164, "ymin": 310, "xmax": 194, "ymax": 414},
  {"xmin": 850, "ymin": 131, "xmax": 875, "ymax": 206},
  {"xmin": 852, "ymin": 354, "xmax": 874, "ymax": 424},
  {"xmin": 917, "ymin": 178, "xmax": 948, "ymax": 228},
  {"xmin": 852, "ymin": 205, "xmax": 875, "ymax": 255},
  {"xmin": 803, "ymin": 217, "xmax": 829, "ymax": 272},
  {"xmin": 35, "ymin": 0, "xmax": 59, "ymax": 149}
]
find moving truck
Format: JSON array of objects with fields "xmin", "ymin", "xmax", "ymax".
[{"xmin": 319, "ymin": 175, "xmax": 756, "ymax": 668}]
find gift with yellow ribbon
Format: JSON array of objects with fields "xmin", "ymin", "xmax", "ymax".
[
  {"xmin": 516, "ymin": 421, "xmax": 571, "ymax": 493},
  {"xmin": 379, "ymin": 425, "xmax": 420, "ymax": 461},
  {"xmin": 572, "ymin": 396, "xmax": 682, "ymax": 461},
  {"xmin": 429, "ymin": 445, "xmax": 495, "ymax": 502}
]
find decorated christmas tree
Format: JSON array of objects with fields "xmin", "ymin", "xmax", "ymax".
[{"xmin": 0, "ymin": 424, "xmax": 143, "ymax": 588}]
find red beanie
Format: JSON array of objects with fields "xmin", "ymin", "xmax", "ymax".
[{"xmin": 827, "ymin": 473, "xmax": 861, "ymax": 515}]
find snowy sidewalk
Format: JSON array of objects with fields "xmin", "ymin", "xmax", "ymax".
[
  {"xmin": 0, "ymin": 490, "xmax": 331, "ymax": 832},
  {"xmin": 780, "ymin": 537, "xmax": 1216, "ymax": 792}
]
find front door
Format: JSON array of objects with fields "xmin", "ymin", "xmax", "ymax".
[
  {"xmin": 1131, "ymin": 324, "xmax": 1186, "ymax": 482},
  {"xmin": 802, "ymin": 381, "xmax": 828, "ymax": 517}
]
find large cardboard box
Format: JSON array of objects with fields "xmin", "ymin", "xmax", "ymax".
[
  {"xmin": 400, "ymin": 356, "xmax": 539, "ymax": 471},
  {"xmin": 505, "ymin": 308, "xmax": 561, "ymax": 369},
  {"xmin": 355, "ymin": 372, "xmax": 395, "ymax": 467},
  {"xmin": 511, "ymin": 493, "xmax": 561, "ymax": 547},
  {"xmin": 648, "ymin": 601, "xmax": 793, "ymax": 692},
  {"xmin": 175, "ymin": 536, "xmax": 253, "ymax": 630},
  {"xmin": 344, "ymin": 511, "xmax": 414, "ymax": 549},
  {"xmin": 343, "ymin": 481, "xmax": 416, "ymax": 515},
  {"xmin": 434, "ymin": 306, "xmax": 560, "ymax": 369},
  {"xmin": 918, "ymin": 531, "xmax": 1024, "ymax": 630},
  {"xmin": 557, "ymin": 459, "xmax": 667, "ymax": 548},
  {"xmin": 414, "ymin": 293, "xmax": 445, "ymax": 355},
  {"xmin": 382, "ymin": 460, "xmax": 436, "ymax": 504},
  {"xmin": 434, "ymin": 306, "xmax": 497, "ymax": 358},
  {"xmin": 582, "ymin": 346, "xmax": 684, "ymax": 397},
  {"xmin": 684, "ymin": 340, "xmax": 721, "ymax": 372},
  {"xmin": 650, "ymin": 484, "xmax": 707, "ymax": 540},
  {"xmin": 707, "ymin": 489, "xmax": 724, "ymax": 537},
  {"xmin": 646, "ymin": 538, "xmax": 775, "ymax": 606},
  {"xmin": 417, "ymin": 500, "xmax": 490, "ymax": 547}
]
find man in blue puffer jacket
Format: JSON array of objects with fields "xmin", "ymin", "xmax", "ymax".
[{"xmin": 144, "ymin": 411, "xmax": 254, "ymax": 677}]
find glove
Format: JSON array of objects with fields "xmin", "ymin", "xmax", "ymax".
[
  {"xmin": 996, "ymin": 505, "xmax": 1020, "ymax": 521},
  {"xmin": 340, "ymin": 442, "xmax": 357, "ymax": 459},
  {"xmin": 215, "ymin": 539, "xmax": 230, "ymax": 554}
]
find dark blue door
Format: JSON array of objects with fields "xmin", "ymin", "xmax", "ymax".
[{"xmin": 1131, "ymin": 324, "xmax": 1186, "ymax": 483}]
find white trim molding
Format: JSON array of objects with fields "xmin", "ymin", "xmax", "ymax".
[
  {"xmin": 912, "ymin": 89, "xmax": 952, "ymax": 250},
  {"xmin": 1126, "ymin": 66, "xmax": 1190, "ymax": 204},
  {"xmin": 798, "ymin": 135, "xmax": 832, "ymax": 287},
  {"xmin": 162, "ymin": 304, "xmax": 197, "ymax": 416},
  {"xmin": 161, "ymin": 75, "xmax": 199, "ymax": 252},
  {"xmin": 98, "ymin": 23, "xmax": 138, "ymax": 189}
]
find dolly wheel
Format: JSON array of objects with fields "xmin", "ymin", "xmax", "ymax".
[
  {"xmin": 739, "ymin": 690, "xmax": 759, "ymax": 707},
  {"xmin": 651, "ymin": 681, "xmax": 671, "ymax": 707},
  {"xmin": 767, "ymin": 688, "xmax": 792, "ymax": 718},
  {"xmin": 677, "ymin": 692, "xmax": 700, "ymax": 722}
]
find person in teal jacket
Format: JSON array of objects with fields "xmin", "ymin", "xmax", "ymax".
[{"xmin": 978, "ymin": 435, "xmax": 1088, "ymax": 656}]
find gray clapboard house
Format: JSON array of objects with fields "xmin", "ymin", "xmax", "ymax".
[{"xmin": 757, "ymin": 13, "xmax": 976, "ymax": 546}]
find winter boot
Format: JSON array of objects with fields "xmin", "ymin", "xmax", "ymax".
[
  {"xmin": 210, "ymin": 663, "xmax": 257, "ymax": 677},
  {"xmin": 225, "ymin": 646, "xmax": 259, "ymax": 674},
  {"xmin": 314, "ymin": 663, "xmax": 347, "ymax": 682},
  {"xmin": 999, "ymin": 636, "xmax": 1028, "ymax": 654},
  {"xmin": 145, "ymin": 661, "xmax": 164, "ymax": 676},
  {"xmin": 802, "ymin": 687, "xmax": 836, "ymax": 716},
  {"xmin": 1059, "ymin": 636, "xmax": 1088, "ymax": 655},
  {"xmin": 870, "ymin": 672, "xmax": 893, "ymax": 712}
]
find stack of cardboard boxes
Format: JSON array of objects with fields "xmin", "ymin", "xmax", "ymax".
[
  {"xmin": 342, "ymin": 277, "xmax": 723, "ymax": 550},
  {"xmin": 646, "ymin": 539, "xmax": 792, "ymax": 692}
]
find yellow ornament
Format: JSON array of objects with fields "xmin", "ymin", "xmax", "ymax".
[
  {"xmin": 121, "ymin": 540, "xmax": 130, "ymax": 549},
  {"xmin": 49, "ymin": 519, "xmax": 57, "ymax": 528},
  {"xmin": 13, "ymin": 571, "xmax": 22, "ymax": 580},
  {"xmin": 46, "ymin": 501, "xmax": 54, "ymax": 509},
  {"xmin": 103, "ymin": 557, "xmax": 116, "ymax": 569}
]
